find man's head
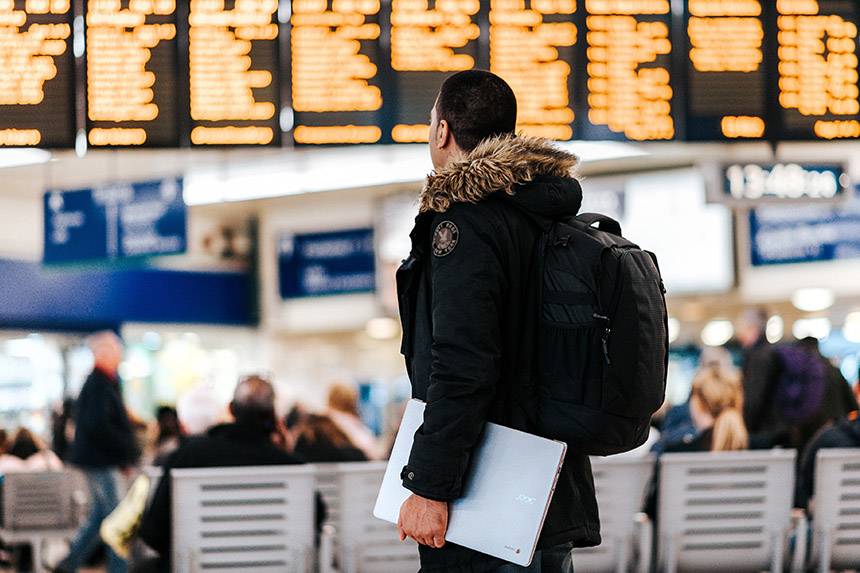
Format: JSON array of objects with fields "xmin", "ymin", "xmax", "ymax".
[
  {"xmin": 230, "ymin": 375, "xmax": 277, "ymax": 432},
  {"xmin": 736, "ymin": 308, "xmax": 769, "ymax": 349},
  {"xmin": 429, "ymin": 70, "xmax": 517, "ymax": 171},
  {"xmin": 177, "ymin": 382, "xmax": 225, "ymax": 435},
  {"xmin": 88, "ymin": 331, "xmax": 124, "ymax": 375}
]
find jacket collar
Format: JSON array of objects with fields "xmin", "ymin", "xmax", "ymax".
[{"xmin": 419, "ymin": 134, "xmax": 579, "ymax": 214}]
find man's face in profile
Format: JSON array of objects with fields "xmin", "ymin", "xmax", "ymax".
[{"xmin": 428, "ymin": 100, "xmax": 447, "ymax": 171}]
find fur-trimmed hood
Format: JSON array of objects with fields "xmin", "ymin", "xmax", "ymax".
[{"xmin": 419, "ymin": 134, "xmax": 582, "ymax": 215}]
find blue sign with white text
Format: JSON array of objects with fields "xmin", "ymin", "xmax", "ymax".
[
  {"xmin": 44, "ymin": 178, "xmax": 186, "ymax": 264},
  {"xmin": 278, "ymin": 228, "xmax": 376, "ymax": 299},
  {"xmin": 749, "ymin": 188, "xmax": 860, "ymax": 266}
]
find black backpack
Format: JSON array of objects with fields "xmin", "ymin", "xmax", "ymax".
[{"xmin": 535, "ymin": 213, "xmax": 668, "ymax": 456}]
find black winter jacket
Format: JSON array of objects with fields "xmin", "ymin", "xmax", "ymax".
[
  {"xmin": 796, "ymin": 415, "xmax": 860, "ymax": 509},
  {"xmin": 69, "ymin": 368, "xmax": 139, "ymax": 469},
  {"xmin": 397, "ymin": 135, "xmax": 600, "ymax": 572}
]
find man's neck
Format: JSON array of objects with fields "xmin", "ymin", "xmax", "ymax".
[{"xmin": 95, "ymin": 365, "xmax": 118, "ymax": 381}]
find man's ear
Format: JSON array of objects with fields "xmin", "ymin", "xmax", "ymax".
[{"xmin": 436, "ymin": 119, "xmax": 451, "ymax": 149}]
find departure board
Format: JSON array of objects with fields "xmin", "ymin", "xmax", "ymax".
[
  {"xmin": 85, "ymin": 0, "xmax": 180, "ymax": 147},
  {"xmin": 187, "ymin": 0, "xmax": 280, "ymax": 146},
  {"xmin": 290, "ymin": 0, "xmax": 383, "ymax": 145},
  {"xmin": 580, "ymin": 0, "xmax": 675, "ymax": 141},
  {"xmin": 490, "ymin": 0, "xmax": 578, "ymax": 140},
  {"xmin": 0, "ymin": 0, "xmax": 75, "ymax": 148},
  {"xmin": 390, "ymin": 0, "xmax": 481, "ymax": 143},
  {"xmin": 776, "ymin": 0, "xmax": 860, "ymax": 140},
  {"xmin": 683, "ymin": 0, "xmax": 768, "ymax": 140}
]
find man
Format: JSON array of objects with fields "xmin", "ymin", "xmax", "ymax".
[
  {"xmin": 796, "ymin": 412, "xmax": 860, "ymax": 509},
  {"xmin": 737, "ymin": 308, "xmax": 784, "ymax": 447},
  {"xmin": 57, "ymin": 332, "xmax": 139, "ymax": 573},
  {"xmin": 137, "ymin": 376, "xmax": 315, "ymax": 572},
  {"xmin": 396, "ymin": 70, "xmax": 599, "ymax": 572}
]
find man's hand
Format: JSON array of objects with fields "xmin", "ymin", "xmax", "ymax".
[{"xmin": 397, "ymin": 494, "xmax": 448, "ymax": 548}]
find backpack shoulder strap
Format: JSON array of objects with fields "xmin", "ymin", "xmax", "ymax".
[{"xmin": 576, "ymin": 213, "xmax": 622, "ymax": 236}]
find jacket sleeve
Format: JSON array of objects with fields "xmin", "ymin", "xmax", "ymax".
[
  {"xmin": 139, "ymin": 452, "xmax": 179, "ymax": 556},
  {"xmin": 402, "ymin": 206, "xmax": 507, "ymax": 501}
]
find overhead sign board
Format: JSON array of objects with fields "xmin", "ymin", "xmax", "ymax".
[
  {"xmin": 44, "ymin": 178, "xmax": 186, "ymax": 264},
  {"xmin": 278, "ymin": 228, "xmax": 376, "ymax": 299},
  {"xmin": 749, "ymin": 187, "xmax": 860, "ymax": 266}
]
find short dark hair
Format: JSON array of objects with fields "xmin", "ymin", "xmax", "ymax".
[{"xmin": 436, "ymin": 70, "xmax": 517, "ymax": 152}]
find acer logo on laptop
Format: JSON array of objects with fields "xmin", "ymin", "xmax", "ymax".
[{"xmin": 515, "ymin": 494, "xmax": 536, "ymax": 505}]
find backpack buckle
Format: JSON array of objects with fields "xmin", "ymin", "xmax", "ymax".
[{"xmin": 554, "ymin": 235, "xmax": 571, "ymax": 247}]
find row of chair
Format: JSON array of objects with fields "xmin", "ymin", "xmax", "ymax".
[{"xmin": 1, "ymin": 450, "xmax": 858, "ymax": 572}]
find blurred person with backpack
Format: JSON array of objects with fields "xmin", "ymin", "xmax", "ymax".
[{"xmin": 396, "ymin": 70, "xmax": 668, "ymax": 571}]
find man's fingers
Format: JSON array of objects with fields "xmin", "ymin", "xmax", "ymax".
[{"xmin": 433, "ymin": 535, "xmax": 445, "ymax": 548}]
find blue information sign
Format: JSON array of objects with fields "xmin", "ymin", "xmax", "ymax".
[
  {"xmin": 278, "ymin": 228, "xmax": 376, "ymax": 299},
  {"xmin": 44, "ymin": 178, "xmax": 186, "ymax": 264},
  {"xmin": 749, "ymin": 188, "xmax": 860, "ymax": 266}
]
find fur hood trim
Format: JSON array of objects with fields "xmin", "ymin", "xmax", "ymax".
[{"xmin": 419, "ymin": 134, "xmax": 579, "ymax": 213}]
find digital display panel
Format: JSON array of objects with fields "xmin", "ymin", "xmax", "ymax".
[
  {"xmin": 0, "ymin": 0, "xmax": 75, "ymax": 148},
  {"xmin": 580, "ymin": 0, "xmax": 675, "ymax": 141},
  {"xmin": 776, "ymin": 0, "xmax": 860, "ymax": 140},
  {"xmin": 683, "ymin": 0, "xmax": 767, "ymax": 140},
  {"xmin": 390, "ymin": 0, "xmax": 480, "ymax": 143},
  {"xmin": 290, "ymin": 0, "xmax": 383, "ymax": 145},
  {"xmin": 85, "ymin": 0, "xmax": 180, "ymax": 147},
  {"xmin": 490, "ymin": 0, "xmax": 578, "ymax": 140},
  {"xmin": 187, "ymin": 0, "xmax": 280, "ymax": 146}
]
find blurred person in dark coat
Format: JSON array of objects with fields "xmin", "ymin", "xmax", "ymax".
[
  {"xmin": 795, "ymin": 413, "xmax": 860, "ymax": 510},
  {"xmin": 56, "ymin": 331, "xmax": 139, "ymax": 573},
  {"xmin": 136, "ymin": 376, "xmax": 321, "ymax": 573},
  {"xmin": 737, "ymin": 308, "xmax": 784, "ymax": 447}
]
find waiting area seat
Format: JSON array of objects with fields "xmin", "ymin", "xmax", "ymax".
[
  {"xmin": 319, "ymin": 461, "xmax": 419, "ymax": 573},
  {"xmin": 171, "ymin": 465, "xmax": 317, "ymax": 573},
  {"xmin": 573, "ymin": 456, "xmax": 655, "ymax": 573},
  {"xmin": 656, "ymin": 450, "xmax": 796, "ymax": 573},
  {"xmin": 0, "ymin": 470, "xmax": 79, "ymax": 573},
  {"xmin": 806, "ymin": 448, "xmax": 860, "ymax": 573}
]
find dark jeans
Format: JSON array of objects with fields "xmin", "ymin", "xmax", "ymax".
[{"xmin": 493, "ymin": 544, "xmax": 574, "ymax": 572}]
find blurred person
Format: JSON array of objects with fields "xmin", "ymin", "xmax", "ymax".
[
  {"xmin": 149, "ymin": 406, "xmax": 181, "ymax": 463},
  {"xmin": 396, "ymin": 70, "xmax": 596, "ymax": 571},
  {"xmin": 51, "ymin": 398, "xmax": 75, "ymax": 461},
  {"xmin": 293, "ymin": 413, "xmax": 368, "ymax": 463},
  {"xmin": 55, "ymin": 331, "xmax": 139, "ymax": 573},
  {"xmin": 0, "ymin": 428, "xmax": 63, "ymax": 473},
  {"xmin": 795, "ymin": 412, "xmax": 860, "ymax": 510},
  {"xmin": 326, "ymin": 382, "xmax": 381, "ymax": 460},
  {"xmin": 652, "ymin": 347, "xmax": 738, "ymax": 454},
  {"xmin": 645, "ymin": 365, "xmax": 749, "ymax": 518},
  {"xmin": 176, "ymin": 382, "xmax": 225, "ymax": 437},
  {"xmin": 137, "ymin": 376, "xmax": 320, "ymax": 573},
  {"xmin": 738, "ymin": 308, "xmax": 784, "ymax": 447}
]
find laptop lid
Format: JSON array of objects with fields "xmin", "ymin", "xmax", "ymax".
[{"xmin": 374, "ymin": 399, "xmax": 567, "ymax": 567}]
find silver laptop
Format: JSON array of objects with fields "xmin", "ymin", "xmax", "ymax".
[{"xmin": 374, "ymin": 399, "xmax": 567, "ymax": 567}]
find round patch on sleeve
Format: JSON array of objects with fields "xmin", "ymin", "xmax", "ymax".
[{"xmin": 432, "ymin": 221, "xmax": 459, "ymax": 257}]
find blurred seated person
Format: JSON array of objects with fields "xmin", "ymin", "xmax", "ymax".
[
  {"xmin": 645, "ymin": 365, "xmax": 749, "ymax": 517},
  {"xmin": 795, "ymin": 412, "xmax": 860, "ymax": 511},
  {"xmin": 293, "ymin": 413, "xmax": 368, "ymax": 463},
  {"xmin": 148, "ymin": 406, "xmax": 181, "ymax": 465},
  {"xmin": 652, "ymin": 347, "xmax": 737, "ymax": 454},
  {"xmin": 149, "ymin": 385, "xmax": 226, "ymax": 468},
  {"xmin": 326, "ymin": 382, "xmax": 381, "ymax": 460},
  {"xmin": 137, "ymin": 376, "xmax": 321, "ymax": 572},
  {"xmin": 0, "ymin": 428, "xmax": 63, "ymax": 473}
]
